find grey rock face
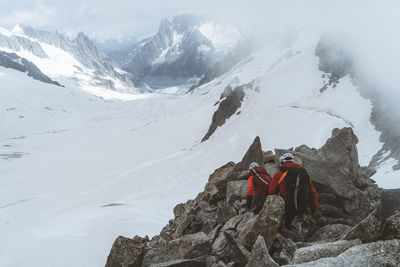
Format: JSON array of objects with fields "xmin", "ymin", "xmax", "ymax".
[
  {"xmin": 307, "ymin": 224, "xmax": 351, "ymax": 243},
  {"xmin": 149, "ymin": 259, "xmax": 207, "ymax": 267},
  {"xmin": 382, "ymin": 211, "xmax": 400, "ymax": 240},
  {"xmin": 291, "ymin": 239, "xmax": 361, "ymax": 264},
  {"xmin": 142, "ymin": 232, "xmax": 211, "ymax": 266},
  {"xmin": 0, "ymin": 51, "xmax": 61, "ymax": 86},
  {"xmin": 239, "ymin": 195, "xmax": 285, "ymax": 250},
  {"xmin": 202, "ymin": 85, "xmax": 245, "ymax": 142},
  {"xmin": 316, "ymin": 127, "xmax": 359, "ymax": 181},
  {"xmin": 381, "ymin": 189, "xmax": 400, "ymax": 218},
  {"xmin": 269, "ymin": 233, "xmax": 297, "ymax": 265},
  {"xmin": 246, "ymin": 236, "xmax": 279, "ymax": 267},
  {"xmin": 106, "ymin": 235, "xmax": 149, "ymax": 267},
  {"xmin": 291, "ymin": 127, "xmax": 380, "ymax": 220},
  {"xmin": 342, "ymin": 208, "xmax": 384, "ymax": 243},
  {"xmin": 285, "ymin": 240, "xmax": 400, "ymax": 267},
  {"xmin": 226, "ymin": 181, "xmax": 248, "ymax": 204}
]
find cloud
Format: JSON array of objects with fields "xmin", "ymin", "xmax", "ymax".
[{"xmin": 0, "ymin": 1, "xmax": 57, "ymax": 27}]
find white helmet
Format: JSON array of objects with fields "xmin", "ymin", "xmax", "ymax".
[
  {"xmin": 249, "ymin": 162, "xmax": 259, "ymax": 170},
  {"xmin": 280, "ymin": 153, "xmax": 294, "ymax": 164}
]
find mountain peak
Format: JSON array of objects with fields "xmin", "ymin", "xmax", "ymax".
[{"xmin": 11, "ymin": 24, "xmax": 24, "ymax": 35}]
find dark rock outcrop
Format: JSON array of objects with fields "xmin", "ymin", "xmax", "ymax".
[
  {"xmin": 342, "ymin": 208, "xmax": 384, "ymax": 243},
  {"xmin": 382, "ymin": 211, "xmax": 400, "ymax": 240},
  {"xmin": 106, "ymin": 235, "xmax": 149, "ymax": 267},
  {"xmin": 285, "ymin": 240, "xmax": 400, "ymax": 266},
  {"xmin": 202, "ymin": 85, "xmax": 245, "ymax": 142},
  {"xmin": 0, "ymin": 51, "xmax": 61, "ymax": 86},
  {"xmin": 246, "ymin": 236, "xmax": 279, "ymax": 267},
  {"xmin": 106, "ymin": 128, "xmax": 400, "ymax": 267}
]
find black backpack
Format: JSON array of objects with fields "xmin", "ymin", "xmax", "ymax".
[{"xmin": 282, "ymin": 167, "xmax": 312, "ymax": 215}]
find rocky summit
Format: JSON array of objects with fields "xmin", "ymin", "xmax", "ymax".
[{"xmin": 106, "ymin": 127, "xmax": 400, "ymax": 267}]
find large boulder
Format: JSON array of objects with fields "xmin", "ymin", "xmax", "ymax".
[
  {"xmin": 246, "ymin": 236, "xmax": 279, "ymax": 267},
  {"xmin": 285, "ymin": 239, "xmax": 400, "ymax": 266},
  {"xmin": 290, "ymin": 128, "xmax": 380, "ymax": 220},
  {"xmin": 316, "ymin": 128, "xmax": 359, "ymax": 180},
  {"xmin": 307, "ymin": 224, "xmax": 351, "ymax": 243},
  {"xmin": 382, "ymin": 211, "xmax": 400, "ymax": 240},
  {"xmin": 290, "ymin": 239, "xmax": 361, "ymax": 264},
  {"xmin": 269, "ymin": 233, "xmax": 297, "ymax": 265},
  {"xmin": 239, "ymin": 195, "xmax": 285, "ymax": 250},
  {"xmin": 142, "ymin": 232, "xmax": 211, "ymax": 266},
  {"xmin": 212, "ymin": 213, "xmax": 254, "ymax": 263},
  {"xmin": 342, "ymin": 208, "xmax": 384, "ymax": 243},
  {"xmin": 105, "ymin": 235, "xmax": 149, "ymax": 267},
  {"xmin": 226, "ymin": 180, "xmax": 248, "ymax": 204}
]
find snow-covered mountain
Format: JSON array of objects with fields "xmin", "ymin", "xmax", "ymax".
[
  {"xmin": 1, "ymin": 24, "xmax": 399, "ymax": 267},
  {"xmin": 110, "ymin": 15, "xmax": 241, "ymax": 86},
  {"xmin": 0, "ymin": 25, "xmax": 145, "ymax": 98},
  {"xmin": 0, "ymin": 50, "xmax": 60, "ymax": 86}
]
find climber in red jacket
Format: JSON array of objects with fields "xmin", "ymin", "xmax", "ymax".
[
  {"xmin": 269, "ymin": 153, "xmax": 321, "ymax": 226},
  {"xmin": 247, "ymin": 162, "xmax": 272, "ymax": 214}
]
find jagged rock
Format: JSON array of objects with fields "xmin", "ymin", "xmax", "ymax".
[
  {"xmin": 290, "ymin": 128, "xmax": 380, "ymax": 220},
  {"xmin": 381, "ymin": 188, "xmax": 400, "ymax": 218},
  {"xmin": 142, "ymin": 232, "xmax": 211, "ymax": 266},
  {"xmin": 150, "ymin": 259, "xmax": 207, "ymax": 267},
  {"xmin": 342, "ymin": 208, "xmax": 384, "ymax": 243},
  {"xmin": 355, "ymin": 166, "xmax": 376, "ymax": 189},
  {"xmin": 226, "ymin": 181, "xmax": 248, "ymax": 204},
  {"xmin": 105, "ymin": 235, "xmax": 149, "ymax": 267},
  {"xmin": 317, "ymin": 127, "xmax": 359, "ymax": 180},
  {"xmin": 280, "ymin": 214, "xmax": 320, "ymax": 243},
  {"xmin": 223, "ymin": 232, "xmax": 250, "ymax": 266},
  {"xmin": 203, "ymin": 162, "xmax": 236, "ymax": 205},
  {"xmin": 382, "ymin": 211, "xmax": 400, "ymax": 240},
  {"xmin": 285, "ymin": 239, "xmax": 400, "ymax": 266},
  {"xmin": 217, "ymin": 201, "xmax": 238, "ymax": 225},
  {"xmin": 233, "ymin": 136, "xmax": 264, "ymax": 173},
  {"xmin": 239, "ymin": 195, "xmax": 285, "ymax": 251},
  {"xmin": 307, "ymin": 224, "xmax": 351, "ymax": 243},
  {"xmin": 269, "ymin": 233, "xmax": 297, "ymax": 265},
  {"xmin": 291, "ymin": 239, "xmax": 361, "ymax": 264},
  {"xmin": 246, "ymin": 236, "xmax": 279, "ymax": 267},
  {"xmin": 202, "ymin": 86, "xmax": 245, "ymax": 142},
  {"xmin": 212, "ymin": 213, "xmax": 253, "ymax": 263},
  {"xmin": 210, "ymin": 261, "xmax": 228, "ymax": 267}
]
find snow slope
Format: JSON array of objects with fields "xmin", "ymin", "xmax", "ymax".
[
  {"xmin": 0, "ymin": 29, "xmax": 398, "ymax": 267},
  {"xmin": 0, "ymin": 25, "xmax": 141, "ymax": 98}
]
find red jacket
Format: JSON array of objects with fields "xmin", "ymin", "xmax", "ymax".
[
  {"xmin": 269, "ymin": 162, "xmax": 319, "ymax": 211},
  {"xmin": 248, "ymin": 166, "xmax": 272, "ymax": 196}
]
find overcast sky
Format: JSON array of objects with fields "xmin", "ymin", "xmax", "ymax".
[{"xmin": 0, "ymin": 0, "xmax": 398, "ymax": 42}]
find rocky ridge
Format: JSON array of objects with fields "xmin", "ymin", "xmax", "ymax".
[
  {"xmin": 0, "ymin": 51, "xmax": 61, "ymax": 86},
  {"xmin": 106, "ymin": 127, "xmax": 400, "ymax": 267}
]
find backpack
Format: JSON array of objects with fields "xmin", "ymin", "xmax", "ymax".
[{"xmin": 281, "ymin": 167, "xmax": 312, "ymax": 215}]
